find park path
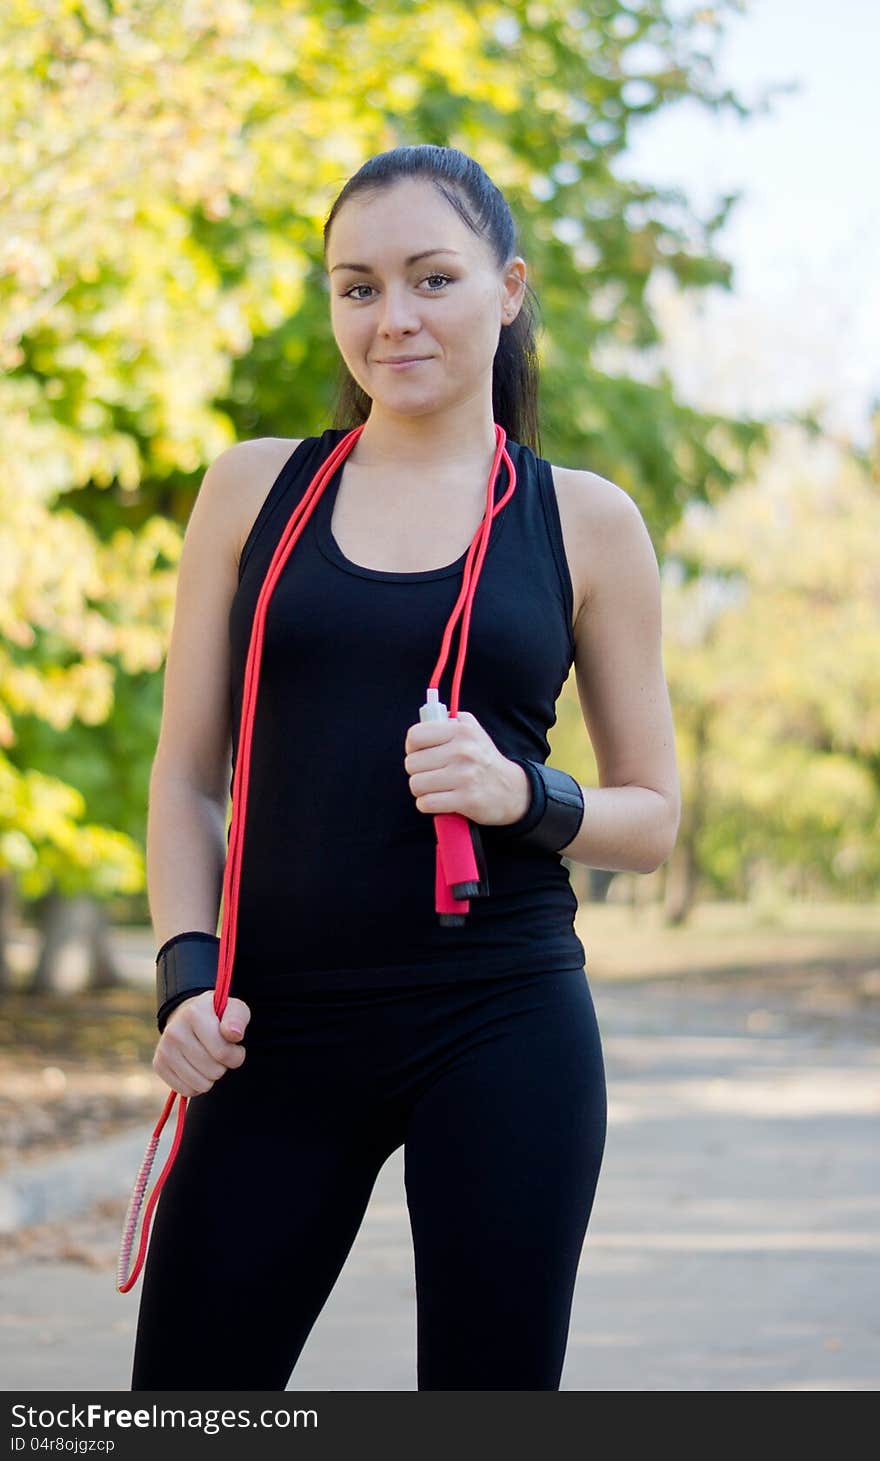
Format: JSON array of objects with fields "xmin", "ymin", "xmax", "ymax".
[{"xmin": 1, "ymin": 967, "xmax": 878, "ymax": 1391}]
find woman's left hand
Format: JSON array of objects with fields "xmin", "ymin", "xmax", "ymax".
[{"xmin": 404, "ymin": 710, "xmax": 530, "ymax": 826}]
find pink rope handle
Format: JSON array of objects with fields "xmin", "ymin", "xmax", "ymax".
[{"xmin": 117, "ymin": 423, "xmax": 515, "ymax": 1293}]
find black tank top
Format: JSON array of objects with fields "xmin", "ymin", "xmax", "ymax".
[{"xmin": 226, "ymin": 427, "xmax": 586, "ymax": 993}]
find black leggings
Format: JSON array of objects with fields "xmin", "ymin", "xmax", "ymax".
[{"xmin": 129, "ymin": 964, "xmax": 607, "ymax": 1391}]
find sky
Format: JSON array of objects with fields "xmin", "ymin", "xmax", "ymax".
[{"xmin": 612, "ymin": 0, "xmax": 879, "ymax": 444}]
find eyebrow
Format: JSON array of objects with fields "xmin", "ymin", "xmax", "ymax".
[{"xmin": 329, "ymin": 248, "xmax": 462, "ymax": 275}]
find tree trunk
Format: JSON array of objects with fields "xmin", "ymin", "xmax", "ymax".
[
  {"xmin": 30, "ymin": 891, "xmax": 126, "ymax": 993},
  {"xmin": 664, "ymin": 708, "xmax": 709, "ymax": 926},
  {"xmin": 588, "ymin": 868, "xmax": 616, "ymax": 903},
  {"xmin": 0, "ymin": 871, "xmax": 14, "ymax": 993}
]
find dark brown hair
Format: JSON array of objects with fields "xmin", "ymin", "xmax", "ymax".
[{"xmin": 322, "ymin": 143, "xmax": 542, "ymax": 456}]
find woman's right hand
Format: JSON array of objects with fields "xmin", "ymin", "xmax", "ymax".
[{"xmin": 152, "ymin": 991, "xmax": 252, "ymax": 1098}]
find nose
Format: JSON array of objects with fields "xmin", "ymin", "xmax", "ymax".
[{"xmin": 376, "ymin": 283, "xmax": 422, "ymax": 338}]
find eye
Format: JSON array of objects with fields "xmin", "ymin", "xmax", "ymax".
[{"xmin": 340, "ymin": 273, "xmax": 453, "ymax": 300}]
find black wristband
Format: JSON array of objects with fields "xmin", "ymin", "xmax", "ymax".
[
  {"xmin": 504, "ymin": 758, "xmax": 585, "ymax": 853},
  {"xmin": 156, "ymin": 931, "xmax": 220, "ymax": 1033}
]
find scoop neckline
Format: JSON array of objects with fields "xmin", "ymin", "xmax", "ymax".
[{"xmin": 315, "ymin": 436, "xmax": 515, "ymax": 583}]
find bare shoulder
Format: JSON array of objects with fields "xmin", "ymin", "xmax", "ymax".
[
  {"xmin": 548, "ymin": 462, "xmax": 649, "ymax": 634},
  {"xmin": 206, "ymin": 436, "xmax": 305, "ymax": 569}
]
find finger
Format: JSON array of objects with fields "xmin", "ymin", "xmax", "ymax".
[
  {"xmin": 406, "ymin": 721, "xmax": 456, "ymax": 753},
  {"xmin": 220, "ymin": 998, "xmax": 251, "ymax": 1038},
  {"xmin": 410, "ymin": 768, "xmax": 455, "ymax": 796},
  {"xmin": 156, "ymin": 1046, "xmax": 217, "ymax": 1097},
  {"xmin": 164, "ymin": 1026, "xmax": 231, "ymax": 1083},
  {"xmin": 216, "ymin": 1039, "xmax": 247, "ymax": 1069},
  {"xmin": 187, "ymin": 1005, "xmax": 246, "ymax": 1061},
  {"xmin": 200, "ymin": 1018, "xmax": 243, "ymax": 1057},
  {"xmin": 198, "ymin": 1016, "xmax": 247, "ymax": 1063},
  {"xmin": 415, "ymin": 790, "xmax": 458, "ymax": 812},
  {"xmin": 405, "ymin": 746, "xmax": 452, "ymax": 774}
]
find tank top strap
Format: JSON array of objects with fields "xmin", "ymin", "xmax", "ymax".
[
  {"xmin": 533, "ymin": 453, "xmax": 576, "ymax": 658},
  {"xmin": 236, "ymin": 435, "xmax": 327, "ymax": 585}
]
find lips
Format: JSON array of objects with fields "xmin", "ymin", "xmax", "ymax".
[{"xmin": 378, "ymin": 356, "xmax": 431, "ymax": 364}]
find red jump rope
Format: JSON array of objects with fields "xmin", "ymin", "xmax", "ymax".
[{"xmin": 116, "ymin": 421, "xmax": 517, "ymax": 1292}]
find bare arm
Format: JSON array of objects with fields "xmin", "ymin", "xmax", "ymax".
[
  {"xmin": 145, "ymin": 441, "xmax": 270, "ymax": 1094},
  {"xmin": 146, "ymin": 774, "xmax": 227, "ymax": 949},
  {"xmin": 145, "ymin": 444, "xmax": 246, "ymax": 945},
  {"xmin": 147, "ymin": 436, "xmax": 304, "ymax": 948},
  {"xmin": 557, "ymin": 473, "xmax": 681, "ymax": 873}
]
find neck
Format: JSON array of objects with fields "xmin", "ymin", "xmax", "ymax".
[{"xmin": 349, "ymin": 392, "xmax": 499, "ymax": 468}]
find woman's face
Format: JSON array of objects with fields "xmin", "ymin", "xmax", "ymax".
[{"xmin": 325, "ymin": 177, "xmax": 525, "ymax": 416}]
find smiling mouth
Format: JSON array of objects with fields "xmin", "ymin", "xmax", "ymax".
[{"xmin": 377, "ymin": 356, "xmax": 432, "ymax": 364}]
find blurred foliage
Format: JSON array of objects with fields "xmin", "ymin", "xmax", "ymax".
[
  {"xmin": 660, "ymin": 424, "xmax": 880, "ymax": 897},
  {"xmin": 551, "ymin": 416, "xmax": 880, "ymax": 901},
  {"xmin": 6, "ymin": 0, "xmax": 862, "ymax": 916}
]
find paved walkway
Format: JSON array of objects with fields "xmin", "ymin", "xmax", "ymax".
[{"xmin": 1, "ymin": 970, "xmax": 878, "ymax": 1391}]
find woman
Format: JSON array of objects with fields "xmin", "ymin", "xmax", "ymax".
[{"xmin": 130, "ymin": 144, "xmax": 680, "ymax": 1391}]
